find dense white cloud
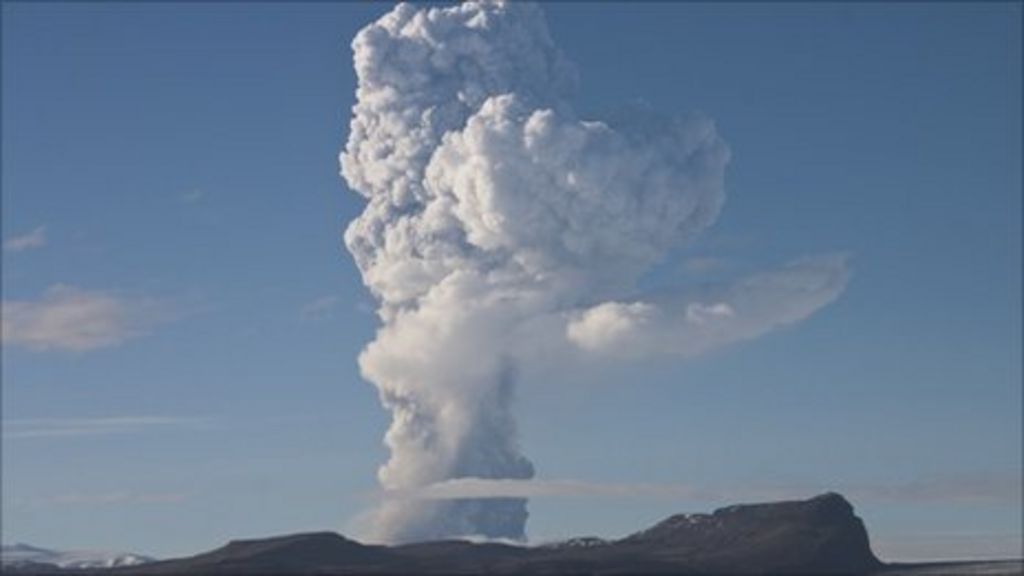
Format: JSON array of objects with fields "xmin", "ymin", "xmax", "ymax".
[
  {"xmin": 341, "ymin": 1, "xmax": 847, "ymax": 543},
  {"xmin": 1, "ymin": 285, "xmax": 166, "ymax": 352},
  {"xmin": 3, "ymin": 226, "xmax": 47, "ymax": 252},
  {"xmin": 566, "ymin": 301, "xmax": 657, "ymax": 352},
  {"xmin": 423, "ymin": 95, "xmax": 727, "ymax": 295}
]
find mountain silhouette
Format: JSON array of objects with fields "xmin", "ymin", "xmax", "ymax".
[
  {"xmin": 6, "ymin": 493, "xmax": 1021, "ymax": 575},
  {"xmin": 123, "ymin": 492, "xmax": 882, "ymax": 574}
]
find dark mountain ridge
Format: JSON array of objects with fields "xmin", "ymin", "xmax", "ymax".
[
  {"xmin": 118, "ymin": 492, "xmax": 882, "ymax": 575},
  {"xmin": 7, "ymin": 493, "xmax": 1021, "ymax": 575}
]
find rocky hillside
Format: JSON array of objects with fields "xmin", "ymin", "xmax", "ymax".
[
  {"xmin": 119, "ymin": 492, "xmax": 882, "ymax": 574},
  {"xmin": 10, "ymin": 493, "xmax": 1019, "ymax": 575}
]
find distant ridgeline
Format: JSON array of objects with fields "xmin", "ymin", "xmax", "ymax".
[
  {"xmin": 4, "ymin": 493, "xmax": 1022, "ymax": 575},
  {"xmin": 4, "ymin": 491, "xmax": 1019, "ymax": 569}
]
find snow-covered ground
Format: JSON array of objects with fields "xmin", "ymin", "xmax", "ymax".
[
  {"xmin": 880, "ymin": 560, "xmax": 1024, "ymax": 575},
  {"xmin": 1, "ymin": 543, "xmax": 154, "ymax": 569}
]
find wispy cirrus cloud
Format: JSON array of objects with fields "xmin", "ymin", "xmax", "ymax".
[
  {"xmin": 2, "ymin": 416, "xmax": 205, "ymax": 439},
  {"xmin": 39, "ymin": 491, "xmax": 189, "ymax": 506},
  {"xmin": 300, "ymin": 295, "xmax": 340, "ymax": 321},
  {"xmin": 1, "ymin": 284, "xmax": 170, "ymax": 352},
  {"xmin": 180, "ymin": 188, "xmax": 205, "ymax": 204},
  {"xmin": 3, "ymin": 225, "xmax": 47, "ymax": 253}
]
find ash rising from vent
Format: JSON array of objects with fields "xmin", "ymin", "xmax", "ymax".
[{"xmin": 341, "ymin": 1, "xmax": 847, "ymax": 543}]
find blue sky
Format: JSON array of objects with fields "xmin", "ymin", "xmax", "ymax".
[{"xmin": 2, "ymin": 1, "xmax": 1021, "ymax": 562}]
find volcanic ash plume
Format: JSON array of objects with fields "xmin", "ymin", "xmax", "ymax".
[{"xmin": 341, "ymin": 2, "xmax": 847, "ymax": 543}]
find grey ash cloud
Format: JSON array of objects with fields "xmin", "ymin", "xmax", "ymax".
[{"xmin": 340, "ymin": 1, "xmax": 848, "ymax": 543}]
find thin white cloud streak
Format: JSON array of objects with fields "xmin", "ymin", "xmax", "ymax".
[
  {"xmin": 382, "ymin": 479, "xmax": 806, "ymax": 504},
  {"xmin": 1, "ymin": 284, "xmax": 169, "ymax": 352},
  {"xmin": 2, "ymin": 416, "xmax": 205, "ymax": 439},
  {"xmin": 382, "ymin": 474, "xmax": 1021, "ymax": 506},
  {"xmin": 3, "ymin": 225, "xmax": 47, "ymax": 252},
  {"xmin": 387, "ymin": 478, "xmax": 706, "ymax": 501},
  {"xmin": 41, "ymin": 491, "xmax": 188, "ymax": 506}
]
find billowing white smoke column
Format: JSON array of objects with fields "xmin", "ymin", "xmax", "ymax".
[{"xmin": 341, "ymin": 1, "xmax": 847, "ymax": 543}]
